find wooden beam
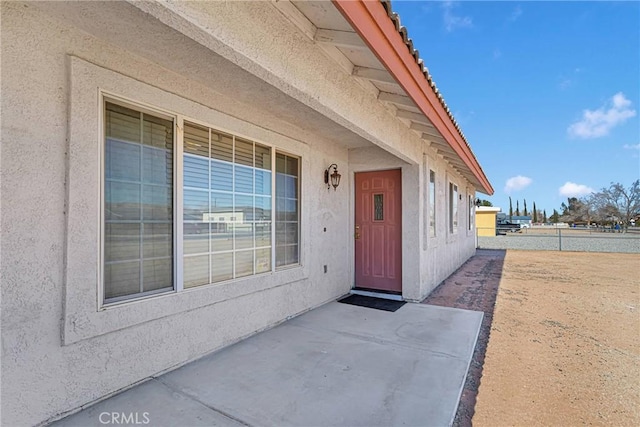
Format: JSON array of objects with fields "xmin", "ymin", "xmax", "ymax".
[
  {"xmin": 352, "ymin": 66, "xmax": 396, "ymax": 84},
  {"xmin": 428, "ymin": 143, "xmax": 456, "ymax": 156},
  {"xmin": 411, "ymin": 122, "xmax": 444, "ymax": 140},
  {"xmin": 423, "ymin": 134, "xmax": 448, "ymax": 147},
  {"xmin": 378, "ymin": 92, "xmax": 415, "ymax": 108},
  {"xmin": 396, "ymin": 109, "xmax": 434, "ymax": 126},
  {"xmin": 271, "ymin": 0, "xmax": 316, "ymax": 40},
  {"xmin": 314, "ymin": 28, "xmax": 367, "ymax": 49}
]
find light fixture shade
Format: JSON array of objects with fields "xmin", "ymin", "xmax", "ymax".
[
  {"xmin": 324, "ymin": 164, "xmax": 341, "ymax": 191},
  {"xmin": 330, "ymin": 170, "xmax": 341, "ymax": 190}
]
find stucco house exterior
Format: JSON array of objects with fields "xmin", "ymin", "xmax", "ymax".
[{"xmin": 0, "ymin": 1, "xmax": 493, "ymax": 425}]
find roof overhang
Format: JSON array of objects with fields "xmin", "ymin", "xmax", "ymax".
[
  {"xmin": 332, "ymin": 0, "xmax": 493, "ymax": 195},
  {"xmin": 476, "ymin": 207, "xmax": 501, "ymax": 213}
]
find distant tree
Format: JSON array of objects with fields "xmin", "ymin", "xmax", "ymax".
[
  {"xmin": 551, "ymin": 209, "xmax": 559, "ymax": 224},
  {"xmin": 515, "ymin": 200, "xmax": 520, "ymax": 216},
  {"xmin": 588, "ymin": 180, "xmax": 640, "ymax": 227},
  {"xmin": 523, "ymin": 199, "xmax": 528, "ymax": 216},
  {"xmin": 478, "ymin": 199, "xmax": 493, "ymax": 207},
  {"xmin": 543, "ymin": 209, "xmax": 548, "ymax": 223},
  {"xmin": 560, "ymin": 197, "xmax": 589, "ymax": 223},
  {"xmin": 532, "ymin": 202, "xmax": 538, "ymax": 223},
  {"xmin": 509, "ymin": 197, "xmax": 513, "ymax": 220}
]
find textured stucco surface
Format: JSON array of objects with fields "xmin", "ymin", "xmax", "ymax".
[{"xmin": 1, "ymin": 1, "xmax": 478, "ymax": 425}]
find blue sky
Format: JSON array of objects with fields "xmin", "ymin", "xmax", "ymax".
[{"xmin": 390, "ymin": 0, "xmax": 639, "ymax": 216}]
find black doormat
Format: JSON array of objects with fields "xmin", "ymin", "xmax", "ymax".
[{"xmin": 338, "ymin": 294, "xmax": 406, "ymax": 312}]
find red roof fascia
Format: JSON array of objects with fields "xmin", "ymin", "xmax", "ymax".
[{"xmin": 332, "ymin": 0, "xmax": 493, "ymax": 195}]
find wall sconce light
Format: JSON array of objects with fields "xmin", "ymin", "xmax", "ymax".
[
  {"xmin": 475, "ymin": 198, "xmax": 482, "ymax": 207},
  {"xmin": 324, "ymin": 164, "xmax": 341, "ymax": 191}
]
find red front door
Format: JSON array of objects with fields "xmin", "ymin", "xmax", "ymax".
[{"xmin": 355, "ymin": 169, "xmax": 402, "ymax": 293}]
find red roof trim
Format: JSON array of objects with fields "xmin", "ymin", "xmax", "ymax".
[{"xmin": 332, "ymin": 0, "xmax": 493, "ymax": 195}]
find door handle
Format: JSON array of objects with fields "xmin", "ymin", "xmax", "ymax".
[{"xmin": 355, "ymin": 225, "xmax": 360, "ymax": 240}]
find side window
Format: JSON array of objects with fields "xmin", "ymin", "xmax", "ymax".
[
  {"xmin": 104, "ymin": 101, "xmax": 174, "ymax": 302},
  {"xmin": 429, "ymin": 170, "xmax": 436, "ymax": 237},
  {"xmin": 449, "ymin": 182, "xmax": 458, "ymax": 234},
  {"xmin": 275, "ymin": 153, "xmax": 300, "ymax": 267},
  {"xmin": 468, "ymin": 194, "xmax": 473, "ymax": 231}
]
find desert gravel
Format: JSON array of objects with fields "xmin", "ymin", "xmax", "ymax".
[{"xmin": 473, "ymin": 250, "xmax": 640, "ymax": 426}]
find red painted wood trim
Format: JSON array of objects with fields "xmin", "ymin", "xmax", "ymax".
[{"xmin": 333, "ymin": 0, "xmax": 494, "ymax": 195}]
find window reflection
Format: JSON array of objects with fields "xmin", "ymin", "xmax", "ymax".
[{"xmin": 183, "ymin": 122, "xmax": 274, "ymax": 286}]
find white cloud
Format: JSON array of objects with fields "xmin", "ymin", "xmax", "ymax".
[
  {"xmin": 508, "ymin": 6, "xmax": 523, "ymax": 22},
  {"xmin": 442, "ymin": 1, "xmax": 472, "ymax": 32},
  {"xmin": 567, "ymin": 92, "xmax": 636, "ymax": 139},
  {"xmin": 623, "ymin": 143, "xmax": 640, "ymax": 150},
  {"xmin": 558, "ymin": 182, "xmax": 595, "ymax": 197},
  {"xmin": 504, "ymin": 175, "xmax": 532, "ymax": 194},
  {"xmin": 558, "ymin": 78, "xmax": 572, "ymax": 90}
]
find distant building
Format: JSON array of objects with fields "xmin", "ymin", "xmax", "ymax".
[
  {"xmin": 476, "ymin": 207, "xmax": 501, "ymax": 236},
  {"xmin": 498, "ymin": 213, "xmax": 532, "ymax": 228}
]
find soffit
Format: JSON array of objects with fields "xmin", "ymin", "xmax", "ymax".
[{"xmin": 282, "ymin": 0, "xmax": 492, "ymax": 194}]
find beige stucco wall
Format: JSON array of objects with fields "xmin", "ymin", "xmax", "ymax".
[
  {"xmin": 419, "ymin": 152, "xmax": 477, "ymax": 297},
  {"xmin": 1, "ymin": 2, "xmax": 478, "ymax": 425}
]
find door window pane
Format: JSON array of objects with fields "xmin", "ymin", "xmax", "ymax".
[{"xmin": 373, "ymin": 194, "xmax": 384, "ymax": 221}]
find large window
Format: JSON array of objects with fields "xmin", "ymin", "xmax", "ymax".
[
  {"xmin": 103, "ymin": 99, "xmax": 300, "ymax": 303},
  {"xmin": 429, "ymin": 170, "xmax": 436, "ymax": 237},
  {"xmin": 449, "ymin": 182, "xmax": 458, "ymax": 234}
]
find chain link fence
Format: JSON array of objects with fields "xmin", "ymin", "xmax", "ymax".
[{"xmin": 476, "ymin": 226, "xmax": 640, "ymax": 254}]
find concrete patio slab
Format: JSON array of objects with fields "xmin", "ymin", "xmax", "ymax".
[{"xmin": 52, "ymin": 301, "xmax": 483, "ymax": 427}]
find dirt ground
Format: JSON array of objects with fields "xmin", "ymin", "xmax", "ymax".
[{"xmin": 473, "ymin": 250, "xmax": 640, "ymax": 426}]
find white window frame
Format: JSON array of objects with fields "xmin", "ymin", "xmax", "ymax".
[{"xmin": 101, "ymin": 97, "xmax": 303, "ymax": 305}]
